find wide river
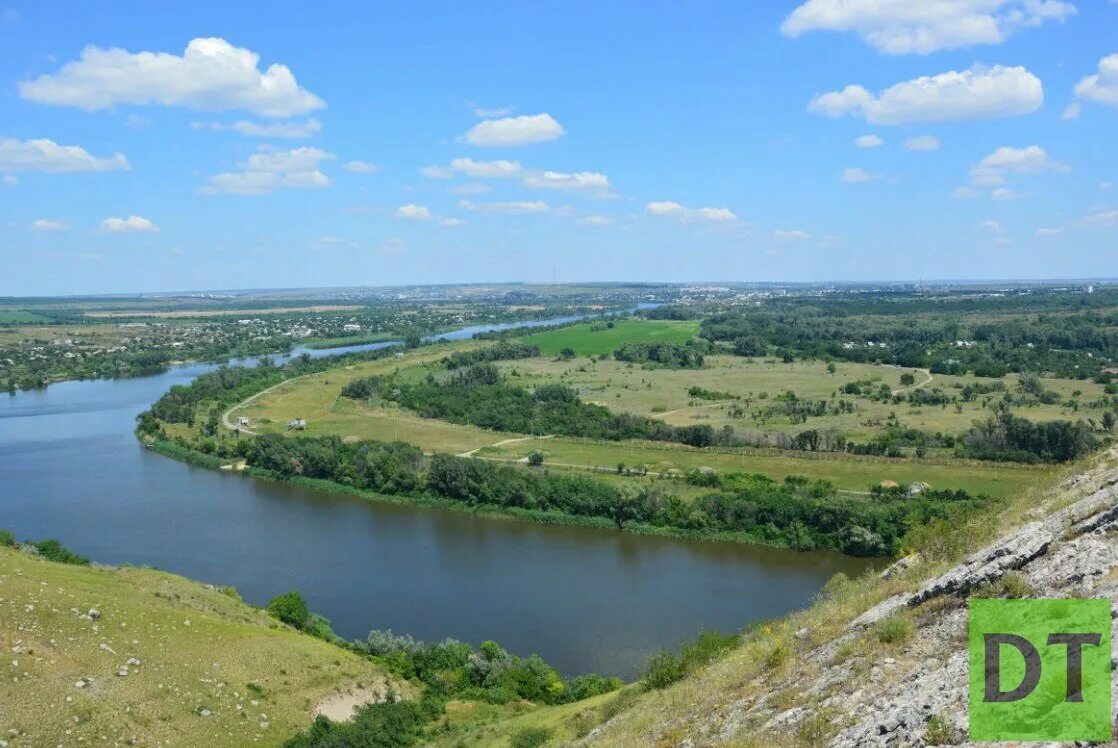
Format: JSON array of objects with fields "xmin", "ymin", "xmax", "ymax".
[{"xmin": 0, "ymin": 314, "xmax": 873, "ymax": 677}]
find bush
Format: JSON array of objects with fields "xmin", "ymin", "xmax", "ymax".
[
  {"xmin": 874, "ymin": 614, "xmax": 914, "ymax": 644},
  {"xmin": 285, "ymin": 691, "xmax": 445, "ymax": 747},
  {"xmin": 641, "ymin": 630, "xmax": 737, "ymax": 690},
  {"xmin": 32, "ymin": 539, "xmax": 89, "ymax": 565},
  {"xmin": 510, "ymin": 726, "xmax": 554, "ymax": 748},
  {"xmin": 0, "ymin": 528, "xmax": 14, "ymax": 548},
  {"xmin": 679, "ymin": 630, "xmax": 738, "ymax": 672},
  {"xmin": 267, "ymin": 590, "xmax": 311, "ymax": 629},
  {"xmin": 924, "ymin": 713, "xmax": 953, "ymax": 745},
  {"xmin": 998, "ymin": 572, "xmax": 1035, "ymax": 599},
  {"xmin": 641, "ymin": 651, "xmax": 685, "ymax": 690},
  {"xmin": 527, "ymin": 450, "xmax": 545, "ymax": 467}
]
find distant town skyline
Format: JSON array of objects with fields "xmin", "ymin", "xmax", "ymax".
[{"xmin": 2, "ymin": 1, "xmax": 1117, "ymax": 295}]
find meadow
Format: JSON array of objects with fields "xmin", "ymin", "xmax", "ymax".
[
  {"xmin": 236, "ymin": 335, "xmax": 1056, "ymax": 497},
  {"xmin": 520, "ymin": 318, "xmax": 700, "ymax": 356},
  {"xmin": 498, "ymin": 354, "xmax": 1111, "ymax": 442}
]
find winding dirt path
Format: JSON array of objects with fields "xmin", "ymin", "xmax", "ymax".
[
  {"xmin": 457, "ymin": 434, "xmax": 555, "ymax": 458},
  {"xmin": 890, "ymin": 368, "xmax": 934, "ymax": 395},
  {"xmin": 221, "ymin": 373, "xmax": 318, "ymax": 436}
]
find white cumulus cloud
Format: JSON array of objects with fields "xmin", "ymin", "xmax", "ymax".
[
  {"xmin": 774, "ymin": 229, "xmax": 812, "ymax": 241},
  {"xmin": 422, "ymin": 158, "xmax": 521, "ymax": 179},
  {"xmin": 20, "ymin": 38, "xmax": 324, "ymax": 118},
  {"xmin": 203, "ymin": 146, "xmax": 334, "ymax": 195},
  {"xmin": 100, "ymin": 215, "xmax": 158, "ymax": 233},
  {"xmin": 782, "ymin": 0, "xmax": 1076, "ymax": 55},
  {"xmin": 344, "ymin": 160, "xmax": 378, "ymax": 173},
  {"xmin": 459, "ymin": 199, "xmax": 550, "ymax": 214},
  {"xmin": 449, "ymin": 183, "xmax": 491, "ymax": 195},
  {"xmin": 395, "ymin": 204, "xmax": 432, "ymax": 221},
  {"xmin": 841, "ymin": 167, "xmax": 882, "ymax": 183},
  {"xmin": 522, "ymin": 170, "xmax": 612, "ymax": 196},
  {"xmin": 31, "ymin": 218, "xmax": 68, "ymax": 231},
  {"xmin": 473, "ymin": 105, "xmax": 513, "ymax": 118},
  {"xmin": 855, "ymin": 134, "xmax": 884, "ymax": 148},
  {"xmin": 809, "ymin": 65, "xmax": 1043, "ymax": 124},
  {"xmin": 576, "ymin": 215, "xmax": 615, "ymax": 225},
  {"xmin": 969, "ymin": 145, "xmax": 1069, "ymax": 186},
  {"xmin": 646, "ymin": 201, "xmax": 737, "ymax": 222},
  {"xmin": 1074, "ymin": 54, "xmax": 1118, "ymax": 109},
  {"xmin": 190, "ymin": 118, "xmax": 321, "ymax": 138},
  {"xmin": 904, "ymin": 135, "xmax": 941, "ymax": 151},
  {"xmin": 462, "ymin": 113, "xmax": 565, "ymax": 147},
  {"xmin": 0, "ymin": 136, "xmax": 129, "ymax": 172},
  {"xmin": 1086, "ymin": 209, "xmax": 1118, "ymax": 227}
]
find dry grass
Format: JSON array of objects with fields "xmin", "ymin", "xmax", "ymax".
[{"xmin": 0, "ymin": 547, "xmax": 402, "ymax": 746}]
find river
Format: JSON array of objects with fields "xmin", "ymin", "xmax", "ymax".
[{"xmin": 0, "ymin": 312, "xmax": 872, "ymax": 677}]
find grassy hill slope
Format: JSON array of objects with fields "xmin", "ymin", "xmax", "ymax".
[{"xmin": 0, "ymin": 546, "xmax": 400, "ymax": 747}]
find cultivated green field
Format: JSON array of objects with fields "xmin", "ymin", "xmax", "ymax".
[
  {"xmin": 0, "ymin": 310, "xmax": 50, "ymax": 323},
  {"xmin": 521, "ymin": 318, "xmax": 700, "ymax": 356}
]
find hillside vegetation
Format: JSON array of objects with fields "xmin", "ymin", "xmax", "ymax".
[{"xmin": 0, "ymin": 544, "xmax": 401, "ymax": 746}]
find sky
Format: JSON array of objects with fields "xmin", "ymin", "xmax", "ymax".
[{"xmin": 1, "ymin": 0, "xmax": 1116, "ymax": 296}]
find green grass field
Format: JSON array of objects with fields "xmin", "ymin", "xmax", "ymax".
[
  {"xmin": 0, "ymin": 310, "xmax": 51, "ymax": 323},
  {"xmin": 521, "ymin": 318, "xmax": 700, "ymax": 356},
  {"xmin": 475, "ymin": 436, "xmax": 1048, "ymax": 497},
  {"xmin": 0, "ymin": 545, "xmax": 401, "ymax": 747},
  {"xmin": 236, "ymin": 342, "xmax": 1054, "ymax": 497},
  {"xmin": 499, "ymin": 355, "xmax": 1111, "ymax": 442}
]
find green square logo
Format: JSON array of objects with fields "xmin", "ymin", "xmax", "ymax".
[{"xmin": 969, "ymin": 598, "xmax": 1111, "ymax": 742}]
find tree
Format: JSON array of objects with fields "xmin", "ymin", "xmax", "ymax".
[
  {"xmin": 732, "ymin": 336, "xmax": 766, "ymax": 358},
  {"xmin": 899, "ymin": 372, "xmax": 915, "ymax": 386},
  {"xmin": 607, "ymin": 493, "xmax": 641, "ymax": 529},
  {"xmin": 267, "ymin": 590, "xmax": 310, "ymax": 629},
  {"xmin": 526, "ymin": 450, "xmax": 545, "ymax": 467}
]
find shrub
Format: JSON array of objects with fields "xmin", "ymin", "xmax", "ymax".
[
  {"xmin": 763, "ymin": 638, "xmax": 789, "ymax": 670},
  {"xmin": 679, "ymin": 630, "xmax": 738, "ymax": 672},
  {"xmin": 32, "ymin": 539, "xmax": 89, "ymax": 565},
  {"xmin": 0, "ymin": 528, "xmax": 14, "ymax": 548},
  {"xmin": 285, "ymin": 691, "xmax": 445, "ymax": 747},
  {"xmin": 527, "ymin": 450, "xmax": 545, "ymax": 467},
  {"xmin": 267, "ymin": 590, "xmax": 311, "ymax": 629},
  {"xmin": 924, "ymin": 713, "xmax": 953, "ymax": 745},
  {"xmin": 998, "ymin": 572, "xmax": 1035, "ymax": 599},
  {"xmin": 510, "ymin": 726, "xmax": 554, "ymax": 748},
  {"xmin": 874, "ymin": 614, "xmax": 914, "ymax": 645},
  {"xmin": 641, "ymin": 651, "xmax": 685, "ymax": 689}
]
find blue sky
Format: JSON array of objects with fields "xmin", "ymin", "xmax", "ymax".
[{"xmin": 1, "ymin": 1, "xmax": 1116, "ymax": 296}]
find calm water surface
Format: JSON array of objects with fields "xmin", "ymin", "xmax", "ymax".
[{"xmin": 0, "ymin": 316, "xmax": 873, "ymax": 677}]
